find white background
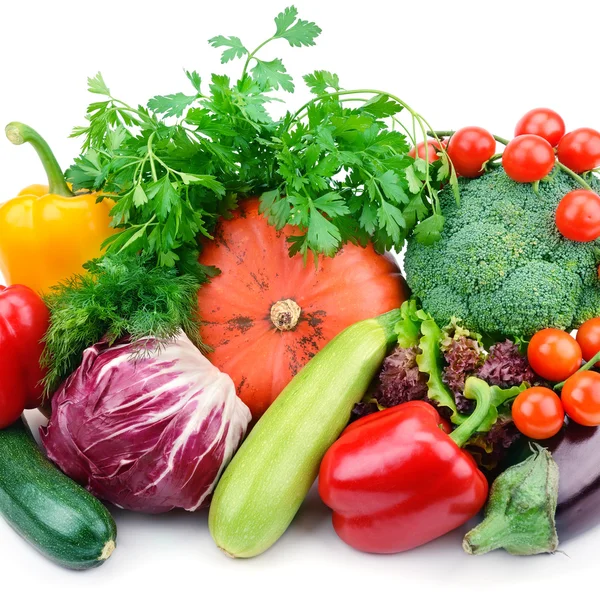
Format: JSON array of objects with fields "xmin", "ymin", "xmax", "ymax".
[{"xmin": 1, "ymin": 0, "xmax": 599, "ymax": 598}]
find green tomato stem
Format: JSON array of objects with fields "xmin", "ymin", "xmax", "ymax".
[
  {"xmin": 554, "ymin": 349, "xmax": 600, "ymax": 391},
  {"xmin": 555, "ymin": 160, "xmax": 593, "ymax": 191},
  {"xmin": 5, "ymin": 122, "xmax": 73, "ymax": 197},
  {"xmin": 426, "ymin": 130, "xmax": 510, "ymax": 146}
]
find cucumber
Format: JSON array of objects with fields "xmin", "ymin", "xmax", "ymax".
[
  {"xmin": 0, "ymin": 418, "xmax": 117, "ymax": 570},
  {"xmin": 208, "ymin": 309, "xmax": 400, "ymax": 558}
]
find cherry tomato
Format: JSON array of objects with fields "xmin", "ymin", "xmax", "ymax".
[
  {"xmin": 514, "ymin": 108, "xmax": 566, "ymax": 147},
  {"xmin": 527, "ymin": 328, "xmax": 582, "ymax": 382},
  {"xmin": 555, "ymin": 190, "xmax": 600, "ymax": 242},
  {"xmin": 446, "ymin": 127, "xmax": 496, "ymax": 178},
  {"xmin": 576, "ymin": 317, "xmax": 600, "ymax": 366},
  {"xmin": 511, "ymin": 387, "xmax": 564, "ymax": 439},
  {"xmin": 561, "ymin": 371, "xmax": 600, "ymax": 426},
  {"xmin": 409, "ymin": 140, "xmax": 445, "ymax": 163},
  {"xmin": 557, "ymin": 128, "xmax": 600, "ymax": 173},
  {"xmin": 502, "ymin": 135, "xmax": 555, "ymax": 183}
]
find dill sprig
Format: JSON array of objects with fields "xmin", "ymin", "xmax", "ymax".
[{"xmin": 41, "ymin": 254, "xmax": 206, "ymax": 395}]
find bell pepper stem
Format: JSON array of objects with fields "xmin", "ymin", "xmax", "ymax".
[
  {"xmin": 449, "ymin": 377, "xmax": 492, "ymax": 448},
  {"xmin": 5, "ymin": 122, "xmax": 73, "ymax": 197}
]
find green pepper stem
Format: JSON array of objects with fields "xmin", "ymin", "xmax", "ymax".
[
  {"xmin": 554, "ymin": 349, "xmax": 600, "ymax": 391},
  {"xmin": 5, "ymin": 122, "xmax": 73, "ymax": 197},
  {"xmin": 449, "ymin": 377, "xmax": 492, "ymax": 447}
]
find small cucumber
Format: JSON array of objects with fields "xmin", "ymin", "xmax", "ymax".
[
  {"xmin": 209, "ymin": 309, "xmax": 400, "ymax": 558},
  {"xmin": 0, "ymin": 418, "xmax": 117, "ymax": 570}
]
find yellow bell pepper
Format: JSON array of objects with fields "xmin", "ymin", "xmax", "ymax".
[{"xmin": 0, "ymin": 122, "xmax": 114, "ymax": 294}]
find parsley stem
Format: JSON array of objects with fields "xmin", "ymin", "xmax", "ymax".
[
  {"xmin": 241, "ymin": 36, "xmax": 276, "ymax": 79},
  {"xmin": 147, "ymin": 132, "xmax": 158, "ymax": 182},
  {"xmin": 291, "ymin": 88, "xmax": 443, "ymax": 204}
]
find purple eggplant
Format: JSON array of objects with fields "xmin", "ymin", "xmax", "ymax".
[{"xmin": 504, "ymin": 422, "xmax": 600, "ymax": 540}]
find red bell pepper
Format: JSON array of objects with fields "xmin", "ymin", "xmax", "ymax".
[
  {"xmin": 0, "ymin": 285, "xmax": 49, "ymax": 428},
  {"xmin": 319, "ymin": 377, "xmax": 492, "ymax": 554}
]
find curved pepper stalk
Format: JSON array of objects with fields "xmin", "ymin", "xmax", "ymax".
[
  {"xmin": 5, "ymin": 122, "xmax": 73, "ymax": 197},
  {"xmin": 0, "ymin": 123, "xmax": 113, "ymax": 293},
  {"xmin": 449, "ymin": 377, "xmax": 493, "ymax": 447}
]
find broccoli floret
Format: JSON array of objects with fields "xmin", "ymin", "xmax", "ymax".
[
  {"xmin": 405, "ymin": 168, "xmax": 600, "ymax": 338},
  {"xmin": 420, "ymin": 286, "xmax": 471, "ymax": 328},
  {"xmin": 574, "ymin": 285, "xmax": 600, "ymax": 326},
  {"xmin": 469, "ymin": 262, "xmax": 582, "ymax": 337}
]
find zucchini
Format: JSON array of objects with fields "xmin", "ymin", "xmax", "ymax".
[
  {"xmin": 0, "ymin": 418, "xmax": 117, "ymax": 570},
  {"xmin": 208, "ymin": 309, "xmax": 400, "ymax": 558}
]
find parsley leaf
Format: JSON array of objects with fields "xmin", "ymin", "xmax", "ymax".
[
  {"xmin": 252, "ymin": 58, "xmax": 294, "ymax": 93},
  {"xmin": 303, "ymin": 70, "xmax": 340, "ymax": 94},
  {"xmin": 208, "ymin": 35, "xmax": 248, "ymax": 63},
  {"xmin": 274, "ymin": 6, "xmax": 321, "ymax": 47},
  {"xmin": 148, "ymin": 93, "xmax": 199, "ymax": 118},
  {"xmin": 87, "ymin": 72, "xmax": 111, "ymax": 96},
  {"xmin": 68, "ymin": 4, "xmax": 449, "ymax": 269}
]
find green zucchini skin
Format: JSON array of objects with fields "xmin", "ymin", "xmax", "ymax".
[
  {"xmin": 209, "ymin": 309, "xmax": 400, "ymax": 558},
  {"xmin": 0, "ymin": 418, "xmax": 117, "ymax": 570}
]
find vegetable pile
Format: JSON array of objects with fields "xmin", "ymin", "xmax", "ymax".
[{"xmin": 4, "ymin": 5, "xmax": 600, "ymax": 571}]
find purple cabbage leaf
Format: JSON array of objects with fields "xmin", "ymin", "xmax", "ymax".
[{"xmin": 41, "ymin": 331, "xmax": 251, "ymax": 514}]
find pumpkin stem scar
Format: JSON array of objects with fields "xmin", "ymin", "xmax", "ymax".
[{"xmin": 270, "ymin": 299, "xmax": 302, "ymax": 331}]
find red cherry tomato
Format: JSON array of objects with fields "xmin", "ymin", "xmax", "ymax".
[
  {"xmin": 446, "ymin": 127, "xmax": 496, "ymax": 178},
  {"xmin": 561, "ymin": 371, "xmax": 600, "ymax": 426},
  {"xmin": 511, "ymin": 387, "xmax": 564, "ymax": 439},
  {"xmin": 555, "ymin": 190, "xmax": 600, "ymax": 242},
  {"xmin": 557, "ymin": 128, "xmax": 600, "ymax": 173},
  {"xmin": 514, "ymin": 108, "xmax": 566, "ymax": 147},
  {"xmin": 409, "ymin": 140, "xmax": 445, "ymax": 163},
  {"xmin": 502, "ymin": 135, "xmax": 555, "ymax": 183},
  {"xmin": 576, "ymin": 317, "xmax": 600, "ymax": 366},
  {"xmin": 527, "ymin": 328, "xmax": 582, "ymax": 382}
]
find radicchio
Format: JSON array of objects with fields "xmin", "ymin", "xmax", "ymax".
[{"xmin": 41, "ymin": 331, "xmax": 251, "ymax": 513}]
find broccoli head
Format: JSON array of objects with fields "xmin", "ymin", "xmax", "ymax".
[{"xmin": 404, "ymin": 168, "xmax": 600, "ymax": 338}]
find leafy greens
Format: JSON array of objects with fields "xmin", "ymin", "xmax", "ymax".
[{"xmin": 67, "ymin": 5, "xmax": 452, "ymax": 273}]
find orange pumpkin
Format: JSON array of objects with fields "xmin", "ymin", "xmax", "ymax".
[{"xmin": 197, "ymin": 200, "xmax": 407, "ymax": 419}]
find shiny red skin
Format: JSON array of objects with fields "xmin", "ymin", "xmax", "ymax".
[
  {"xmin": 502, "ymin": 134, "xmax": 555, "ymax": 183},
  {"xmin": 557, "ymin": 128, "xmax": 600, "ymax": 173},
  {"xmin": 0, "ymin": 285, "xmax": 49, "ymax": 428},
  {"xmin": 511, "ymin": 387, "xmax": 564, "ymax": 440},
  {"xmin": 561, "ymin": 371, "xmax": 600, "ymax": 427},
  {"xmin": 527, "ymin": 328, "xmax": 582, "ymax": 382},
  {"xmin": 446, "ymin": 126, "xmax": 496, "ymax": 178},
  {"xmin": 409, "ymin": 140, "xmax": 446, "ymax": 164},
  {"xmin": 514, "ymin": 108, "xmax": 566, "ymax": 147},
  {"xmin": 555, "ymin": 190, "xmax": 600, "ymax": 242},
  {"xmin": 576, "ymin": 317, "xmax": 600, "ymax": 366},
  {"xmin": 318, "ymin": 401, "xmax": 489, "ymax": 554}
]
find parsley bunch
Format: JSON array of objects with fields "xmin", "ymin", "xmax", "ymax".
[{"xmin": 67, "ymin": 5, "xmax": 454, "ymax": 273}]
